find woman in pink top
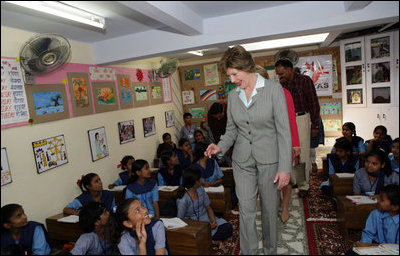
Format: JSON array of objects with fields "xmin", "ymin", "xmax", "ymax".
[{"xmin": 281, "ymin": 88, "xmax": 300, "ymax": 222}]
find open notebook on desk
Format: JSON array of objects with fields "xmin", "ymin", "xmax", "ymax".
[
  {"xmin": 346, "ymin": 195, "xmax": 377, "ymax": 205},
  {"xmin": 158, "ymin": 186, "xmax": 179, "ymax": 192},
  {"xmin": 336, "ymin": 173, "xmax": 355, "ymax": 178},
  {"xmin": 109, "ymin": 185, "xmax": 126, "ymax": 191},
  {"xmin": 204, "ymin": 185, "xmax": 224, "ymax": 193},
  {"xmin": 160, "ymin": 217, "xmax": 188, "ymax": 229},
  {"xmin": 353, "ymin": 243, "xmax": 399, "ymax": 255},
  {"xmin": 57, "ymin": 215, "xmax": 79, "ymax": 223}
]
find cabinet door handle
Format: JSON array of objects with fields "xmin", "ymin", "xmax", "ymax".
[
  {"xmin": 377, "ymin": 113, "xmax": 380, "ymax": 119},
  {"xmin": 367, "ymin": 63, "xmax": 370, "ymax": 72},
  {"xmin": 382, "ymin": 113, "xmax": 386, "ymax": 119}
]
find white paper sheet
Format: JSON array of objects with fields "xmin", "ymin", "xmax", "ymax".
[
  {"xmin": 160, "ymin": 217, "xmax": 188, "ymax": 229},
  {"xmin": 57, "ymin": 215, "xmax": 79, "ymax": 223}
]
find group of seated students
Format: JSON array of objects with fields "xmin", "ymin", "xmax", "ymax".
[
  {"xmin": 319, "ymin": 122, "xmax": 399, "ymax": 196},
  {"xmin": 1, "ymin": 136, "xmax": 233, "ymax": 255}
]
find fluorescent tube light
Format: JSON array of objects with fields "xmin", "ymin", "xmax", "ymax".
[
  {"xmin": 231, "ymin": 33, "xmax": 330, "ymax": 51},
  {"xmin": 188, "ymin": 50, "xmax": 204, "ymax": 56},
  {"xmin": 5, "ymin": 1, "xmax": 106, "ymax": 29}
]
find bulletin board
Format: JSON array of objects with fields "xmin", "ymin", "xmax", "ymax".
[{"xmin": 319, "ymin": 97, "xmax": 343, "ymax": 137}]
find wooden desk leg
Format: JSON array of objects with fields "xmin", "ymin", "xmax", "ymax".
[{"xmin": 224, "ymin": 187, "xmax": 232, "ymax": 219}]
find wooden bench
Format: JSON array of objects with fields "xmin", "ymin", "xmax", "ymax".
[
  {"xmin": 329, "ymin": 174, "xmax": 354, "ymax": 197},
  {"xmin": 336, "ymin": 196, "xmax": 377, "ymax": 242},
  {"xmin": 46, "ymin": 213, "xmax": 212, "ymax": 255}
]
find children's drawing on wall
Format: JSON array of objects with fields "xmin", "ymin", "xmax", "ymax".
[
  {"xmin": 200, "ymin": 88, "xmax": 217, "ymax": 101},
  {"xmin": 135, "ymin": 86, "xmax": 148, "ymax": 101},
  {"xmin": 88, "ymin": 127, "xmax": 109, "ymax": 161},
  {"xmin": 32, "ymin": 91, "xmax": 64, "ymax": 115},
  {"xmin": 119, "ymin": 77, "xmax": 132, "ymax": 103},
  {"xmin": 1, "ymin": 148, "xmax": 12, "ymax": 186},
  {"xmin": 189, "ymin": 107, "xmax": 206, "ymax": 119},
  {"xmin": 165, "ymin": 110, "xmax": 175, "ymax": 128},
  {"xmin": 71, "ymin": 77, "xmax": 89, "ymax": 108},
  {"xmin": 182, "ymin": 90, "xmax": 195, "ymax": 105},
  {"xmin": 32, "ymin": 135, "xmax": 68, "ymax": 173},
  {"xmin": 217, "ymin": 85, "xmax": 226, "ymax": 100},
  {"xmin": 89, "ymin": 66, "xmax": 116, "ymax": 80},
  {"xmin": 184, "ymin": 68, "xmax": 201, "ymax": 81},
  {"xmin": 320, "ymin": 102, "xmax": 342, "ymax": 115},
  {"xmin": 142, "ymin": 116, "xmax": 156, "ymax": 137},
  {"xmin": 322, "ymin": 119, "xmax": 342, "ymax": 132},
  {"xmin": 151, "ymin": 84, "xmax": 162, "ymax": 99},
  {"xmin": 203, "ymin": 63, "xmax": 220, "ymax": 86},
  {"xmin": 96, "ymin": 87, "xmax": 115, "ymax": 105},
  {"xmin": 118, "ymin": 120, "xmax": 135, "ymax": 144}
]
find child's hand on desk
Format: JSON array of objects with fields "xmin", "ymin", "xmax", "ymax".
[
  {"xmin": 108, "ymin": 184, "xmax": 115, "ymax": 189},
  {"xmin": 368, "ymin": 195, "xmax": 379, "ymax": 201},
  {"xmin": 210, "ymin": 219, "xmax": 217, "ymax": 229},
  {"xmin": 202, "ymin": 182, "xmax": 212, "ymax": 187}
]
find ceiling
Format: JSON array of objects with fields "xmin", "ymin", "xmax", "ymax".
[{"xmin": 1, "ymin": 1, "xmax": 399, "ymax": 64}]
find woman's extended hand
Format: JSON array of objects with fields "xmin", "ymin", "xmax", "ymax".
[
  {"xmin": 204, "ymin": 143, "xmax": 221, "ymax": 158},
  {"xmin": 274, "ymin": 172, "xmax": 291, "ymax": 190}
]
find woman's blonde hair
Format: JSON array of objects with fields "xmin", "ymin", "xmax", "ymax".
[{"xmin": 219, "ymin": 45, "xmax": 256, "ymax": 74}]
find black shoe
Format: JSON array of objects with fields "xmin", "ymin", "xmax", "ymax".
[{"xmin": 298, "ymin": 189, "xmax": 309, "ymax": 198}]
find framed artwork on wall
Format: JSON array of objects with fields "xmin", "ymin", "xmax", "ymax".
[
  {"xmin": 67, "ymin": 72, "xmax": 93, "ymax": 117},
  {"xmin": 203, "ymin": 63, "xmax": 220, "ymax": 86},
  {"xmin": 92, "ymin": 81, "xmax": 119, "ymax": 113},
  {"xmin": 133, "ymin": 82, "xmax": 149, "ymax": 107},
  {"xmin": 150, "ymin": 82, "xmax": 164, "ymax": 105},
  {"xmin": 25, "ymin": 83, "xmax": 70, "ymax": 124},
  {"xmin": 32, "ymin": 135, "xmax": 68, "ymax": 174},
  {"xmin": 88, "ymin": 127, "xmax": 109, "ymax": 162},
  {"xmin": 118, "ymin": 120, "xmax": 135, "ymax": 144},
  {"xmin": 346, "ymin": 88, "xmax": 363, "ymax": 104},
  {"xmin": 117, "ymin": 74, "xmax": 133, "ymax": 109},
  {"xmin": 180, "ymin": 65, "xmax": 204, "ymax": 88},
  {"xmin": 1, "ymin": 148, "xmax": 12, "ymax": 186},
  {"xmin": 142, "ymin": 116, "xmax": 156, "ymax": 137},
  {"xmin": 165, "ymin": 110, "xmax": 175, "ymax": 128}
]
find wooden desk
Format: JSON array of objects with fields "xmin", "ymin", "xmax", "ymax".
[
  {"xmin": 329, "ymin": 174, "xmax": 354, "ymax": 197},
  {"xmin": 46, "ymin": 214, "xmax": 211, "ymax": 255},
  {"xmin": 336, "ymin": 196, "xmax": 377, "ymax": 242},
  {"xmin": 322, "ymin": 156, "xmax": 328, "ymax": 177},
  {"xmin": 221, "ymin": 167, "xmax": 234, "ymax": 188}
]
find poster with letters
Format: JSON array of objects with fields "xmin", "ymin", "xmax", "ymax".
[
  {"xmin": 32, "ymin": 135, "xmax": 68, "ymax": 174},
  {"xmin": 1, "ymin": 148, "xmax": 12, "ymax": 186}
]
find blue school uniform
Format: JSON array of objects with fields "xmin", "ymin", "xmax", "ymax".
[
  {"xmin": 71, "ymin": 232, "xmax": 110, "ymax": 255},
  {"xmin": 65, "ymin": 190, "xmax": 116, "ymax": 212},
  {"xmin": 1, "ymin": 221, "xmax": 51, "ymax": 255},
  {"xmin": 389, "ymin": 153, "xmax": 399, "ymax": 173},
  {"xmin": 191, "ymin": 158, "xmax": 224, "ymax": 185},
  {"xmin": 176, "ymin": 186, "xmax": 232, "ymax": 240},
  {"xmin": 125, "ymin": 179, "xmax": 159, "ymax": 216},
  {"xmin": 113, "ymin": 171, "xmax": 130, "ymax": 186},
  {"xmin": 353, "ymin": 168, "xmax": 399, "ymax": 196},
  {"xmin": 364, "ymin": 139, "xmax": 392, "ymax": 155},
  {"xmin": 360, "ymin": 209, "xmax": 399, "ymax": 244},
  {"xmin": 331, "ymin": 136, "xmax": 365, "ymax": 154},
  {"xmin": 157, "ymin": 165, "xmax": 183, "ymax": 186},
  {"xmin": 118, "ymin": 219, "xmax": 168, "ymax": 255},
  {"xmin": 176, "ymin": 149, "xmax": 192, "ymax": 170}
]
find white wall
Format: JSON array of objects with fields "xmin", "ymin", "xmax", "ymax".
[{"xmin": 0, "ymin": 27, "xmax": 183, "ymax": 225}]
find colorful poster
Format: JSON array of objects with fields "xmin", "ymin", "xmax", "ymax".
[
  {"xmin": 184, "ymin": 68, "xmax": 201, "ymax": 81},
  {"xmin": 165, "ymin": 110, "xmax": 174, "ymax": 128},
  {"xmin": 320, "ymin": 102, "xmax": 342, "ymax": 115},
  {"xmin": 71, "ymin": 77, "xmax": 90, "ymax": 108},
  {"xmin": 162, "ymin": 77, "xmax": 172, "ymax": 102},
  {"xmin": 96, "ymin": 87, "xmax": 115, "ymax": 105},
  {"xmin": 88, "ymin": 127, "xmax": 109, "ymax": 161},
  {"xmin": 151, "ymin": 84, "xmax": 162, "ymax": 99},
  {"xmin": 1, "ymin": 58, "xmax": 30, "ymax": 126},
  {"xmin": 322, "ymin": 119, "xmax": 342, "ymax": 132},
  {"xmin": 200, "ymin": 89, "xmax": 217, "ymax": 101},
  {"xmin": 143, "ymin": 116, "xmax": 156, "ymax": 137},
  {"xmin": 182, "ymin": 90, "xmax": 195, "ymax": 105},
  {"xmin": 296, "ymin": 55, "xmax": 333, "ymax": 96},
  {"xmin": 89, "ymin": 66, "xmax": 116, "ymax": 80},
  {"xmin": 32, "ymin": 91, "xmax": 64, "ymax": 115},
  {"xmin": 203, "ymin": 63, "xmax": 220, "ymax": 86},
  {"xmin": 1, "ymin": 148, "xmax": 12, "ymax": 186},
  {"xmin": 188, "ymin": 107, "xmax": 206, "ymax": 119},
  {"xmin": 32, "ymin": 135, "xmax": 68, "ymax": 173},
  {"xmin": 118, "ymin": 120, "xmax": 135, "ymax": 144},
  {"xmin": 135, "ymin": 86, "xmax": 148, "ymax": 101},
  {"xmin": 119, "ymin": 77, "xmax": 132, "ymax": 103}
]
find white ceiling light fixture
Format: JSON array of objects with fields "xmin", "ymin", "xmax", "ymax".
[
  {"xmin": 231, "ymin": 33, "xmax": 330, "ymax": 51},
  {"xmin": 5, "ymin": 1, "xmax": 106, "ymax": 29},
  {"xmin": 188, "ymin": 50, "xmax": 204, "ymax": 56}
]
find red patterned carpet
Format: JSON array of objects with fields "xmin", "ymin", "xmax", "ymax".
[{"xmin": 211, "ymin": 210, "xmax": 240, "ymax": 255}]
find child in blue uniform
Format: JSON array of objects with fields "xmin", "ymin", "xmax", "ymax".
[
  {"xmin": 64, "ymin": 173, "xmax": 116, "ymax": 215},
  {"xmin": 1, "ymin": 204, "xmax": 51, "ymax": 255},
  {"xmin": 191, "ymin": 142, "xmax": 224, "ymax": 187},
  {"xmin": 176, "ymin": 138, "xmax": 193, "ymax": 170},
  {"xmin": 331, "ymin": 122, "xmax": 365, "ymax": 156},
  {"xmin": 71, "ymin": 202, "xmax": 112, "ymax": 255},
  {"xmin": 108, "ymin": 155, "xmax": 135, "ymax": 189},
  {"xmin": 364, "ymin": 125, "xmax": 393, "ymax": 155},
  {"xmin": 389, "ymin": 137, "xmax": 399, "ymax": 174},
  {"xmin": 124, "ymin": 160, "xmax": 160, "ymax": 219},
  {"xmin": 319, "ymin": 137, "xmax": 359, "ymax": 195},
  {"xmin": 108, "ymin": 198, "xmax": 168, "ymax": 255},
  {"xmin": 158, "ymin": 150, "xmax": 183, "ymax": 186},
  {"xmin": 360, "ymin": 184, "xmax": 399, "ymax": 244},
  {"xmin": 176, "ymin": 166, "xmax": 232, "ymax": 248},
  {"xmin": 353, "ymin": 149, "xmax": 399, "ymax": 196}
]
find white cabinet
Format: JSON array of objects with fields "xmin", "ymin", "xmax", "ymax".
[{"xmin": 340, "ymin": 31, "xmax": 399, "ymax": 139}]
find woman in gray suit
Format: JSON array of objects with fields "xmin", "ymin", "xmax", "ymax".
[{"xmin": 205, "ymin": 45, "xmax": 292, "ymax": 255}]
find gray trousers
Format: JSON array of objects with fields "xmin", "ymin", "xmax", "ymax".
[{"xmin": 233, "ymin": 155, "xmax": 279, "ymax": 255}]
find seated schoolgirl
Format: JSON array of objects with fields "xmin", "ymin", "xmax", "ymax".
[
  {"xmin": 359, "ymin": 184, "xmax": 399, "ymax": 244},
  {"xmin": 1, "ymin": 204, "xmax": 51, "ymax": 255},
  {"xmin": 176, "ymin": 138, "xmax": 193, "ymax": 171},
  {"xmin": 364, "ymin": 125, "xmax": 393, "ymax": 155},
  {"xmin": 191, "ymin": 141, "xmax": 224, "ymax": 187},
  {"xmin": 176, "ymin": 167, "xmax": 233, "ymax": 248},
  {"xmin": 64, "ymin": 173, "xmax": 116, "ymax": 215},
  {"xmin": 109, "ymin": 155, "xmax": 135, "ymax": 189},
  {"xmin": 353, "ymin": 149, "xmax": 399, "ymax": 197},
  {"xmin": 124, "ymin": 160, "xmax": 160, "ymax": 219},
  {"xmin": 71, "ymin": 202, "xmax": 113, "ymax": 255},
  {"xmin": 319, "ymin": 137, "xmax": 359, "ymax": 195},
  {"xmin": 156, "ymin": 133, "xmax": 177, "ymax": 159},
  {"xmin": 158, "ymin": 150, "xmax": 183, "ymax": 186},
  {"xmin": 108, "ymin": 198, "xmax": 168, "ymax": 255},
  {"xmin": 331, "ymin": 122, "xmax": 365, "ymax": 156},
  {"xmin": 389, "ymin": 137, "xmax": 399, "ymax": 174}
]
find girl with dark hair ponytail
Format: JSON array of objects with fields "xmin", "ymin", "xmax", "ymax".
[
  {"xmin": 353, "ymin": 149, "xmax": 399, "ymax": 197},
  {"xmin": 124, "ymin": 160, "xmax": 160, "ymax": 219},
  {"xmin": 64, "ymin": 173, "xmax": 116, "ymax": 215},
  {"xmin": 108, "ymin": 155, "xmax": 135, "ymax": 189},
  {"xmin": 332, "ymin": 122, "xmax": 365, "ymax": 156}
]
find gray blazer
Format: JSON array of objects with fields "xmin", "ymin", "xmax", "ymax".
[{"xmin": 218, "ymin": 79, "xmax": 292, "ymax": 173}]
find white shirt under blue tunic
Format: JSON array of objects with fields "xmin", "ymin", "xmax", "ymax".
[
  {"xmin": 360, "ymin": 209, "xmax": 399, "ymax": 244},
  {"xmin": 24, "ymin": 226, "xmax": 51, "ymax": 255},
  {"xmin": 71, "ymin": 232, "xmax": 108, "ymax": 255},
  {"xmin": 236, "ymin": 73, "xmax": 265, "ymax": 108},
  {"xmin": 117, "ymin": 221, "xmax": 168, "ymax": 255},
  {"xmin": 389, "ymin": 153, "xmax": 399, "ymax": 173},
  {"xmin": 176, "ymin": 186, "xmax": 227, "ymax": 237},
  {"xmin": 125, "ymin": 183, "xmax": 159, "ymax": 216}
]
